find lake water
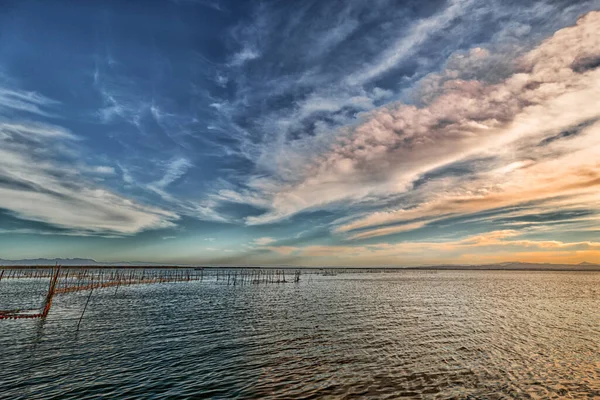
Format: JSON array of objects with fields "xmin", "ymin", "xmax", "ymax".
[{"xmin": 1, "ymin": 270, "xmax": 599, "ymax": 399}]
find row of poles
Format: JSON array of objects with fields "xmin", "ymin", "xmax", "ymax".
[
  {"xmin": 0, "ymin": 268, "xmax": 354, "ymax": 285},
  {"xmin": 0, "ymin": 267, "xmax": 304, "ymax": 289},
  {"xmin": 216, "ymin": 268, "xmax": 301, "ymax": 285},
  {"xmin": 0, "ymin": 266, "xmax": 61, "ymax": 320},
  {"xmin": 0, "ymin": 267, "xmax": 304, "ymax": 321}
]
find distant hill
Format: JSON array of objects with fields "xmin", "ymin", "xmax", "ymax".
[
  {"xmin": 0, "ymin": 258, "xmax": 172, "ymax": 267},
  {"xmin": 416, "ymin": 262, "xmax": 600, "ymax": 271},
  {"xmin": 1, "ymin": 258, "xmax": 599, "ymax": 270},
  {"xmin": 0, "ymin": 258, "xmax": 100, "ymax": 266}
]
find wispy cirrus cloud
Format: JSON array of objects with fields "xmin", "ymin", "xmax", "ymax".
[
  {"xmin": 344, "ymin": 0, "xmax": 476, "ymax": 86},
  {"xmin": 151, "ymin": 157, "xmax": 193, "ymax": 190},
  {"xmin": 0, "ymin": 87, "xmax": 58, "ymax": 117},
  {"xmin": 0, "ymin": 83, "xmax": 178, "ymax": 235}
]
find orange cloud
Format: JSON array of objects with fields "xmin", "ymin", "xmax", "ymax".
[{"xmin": 267, "ymin": 230, "xmax": 600, "ymax": 266}]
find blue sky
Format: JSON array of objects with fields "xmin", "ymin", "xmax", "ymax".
[{"xmin": 1, "ymin": 0, "xmax": 599, "ymax": 266}]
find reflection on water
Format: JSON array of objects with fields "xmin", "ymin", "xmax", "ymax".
[{"xmin": 1, "ymin": 270, "xmax": 599, "ymax": 399}]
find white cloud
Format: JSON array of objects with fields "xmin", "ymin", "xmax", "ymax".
[
  {"xmin": 0, "ymin": 87, "xmax": 58, "ymax": 117},
  {"xmin": 92, "ymin": 166, "xmax": 116, "ymax": 175},
  {"xmin": 0, "ymin": 85, "xmax": 179, "ymax": 235},
  {"xmin": 345, "ymin": 0, "xmax": 476, "ymax": 86},
  {"xmin": 230, "ymin": 47, "xmax": 260, "ymax": 67},
  {"xmin": 153, "ymin": 157, "xmax": 192, "ymax": 189},
  {"xmin": 253, "ymin": 237, "xmax": 276, "ymax": 246},
  {"xmin": 242, "ymin": 11, "xmax": 600, "ymax": 231}
]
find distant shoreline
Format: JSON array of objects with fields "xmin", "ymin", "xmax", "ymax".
[{"xmin": 1, "ymin": 264, "xmax": 599, "ymax": 271}]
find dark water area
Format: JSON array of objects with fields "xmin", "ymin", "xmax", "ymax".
[{"xmin": 1, "ymin": 270, "xmax": 599, "ymax": 399}]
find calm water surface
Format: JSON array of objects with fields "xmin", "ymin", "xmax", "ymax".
[{"xmin": 1, "ymin": 270, "xmax": 599, "ymax": 399}]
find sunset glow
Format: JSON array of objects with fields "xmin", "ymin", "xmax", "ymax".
[{"xmin": 0, "ymin": 1, "xmax": 599, "ymax": 266}]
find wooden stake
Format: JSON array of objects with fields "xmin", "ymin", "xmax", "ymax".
[{"xmin": 76, "ymin": 288, "xmax": 94, "ymax": 332}]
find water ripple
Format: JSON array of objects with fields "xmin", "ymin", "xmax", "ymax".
[{"xmin": 1, "ymin": 271, "xmax": 599, "ymax": 399}]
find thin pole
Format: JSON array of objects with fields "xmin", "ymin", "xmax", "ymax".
[
  {"xmin": 42, "ymin": 266, "xmax": 61, "ymax": 318},
  {"xmin": 76, "ymin": 288, "xmax": 94, "ymax": 332}
]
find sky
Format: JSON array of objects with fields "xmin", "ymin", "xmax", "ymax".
[{"xmin": 0, "ymin": 0, "xmax": 599, "ymax": 266}]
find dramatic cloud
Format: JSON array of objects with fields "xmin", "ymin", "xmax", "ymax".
[
  {"xmin": 245, "ymin": 11, "xmax": 600, "ymax": 240},
  {"xmin": 1, "ymin": 1, "xmax": 599, "ymax": 265}
]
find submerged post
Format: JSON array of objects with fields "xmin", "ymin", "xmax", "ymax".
[
  {"xmin": 42, "ymin": 266, "xmax": 61, "ymax": 318},
  {"xmin": 76, "ymin": 288, "xmax": 94, "ymax": 331}
]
